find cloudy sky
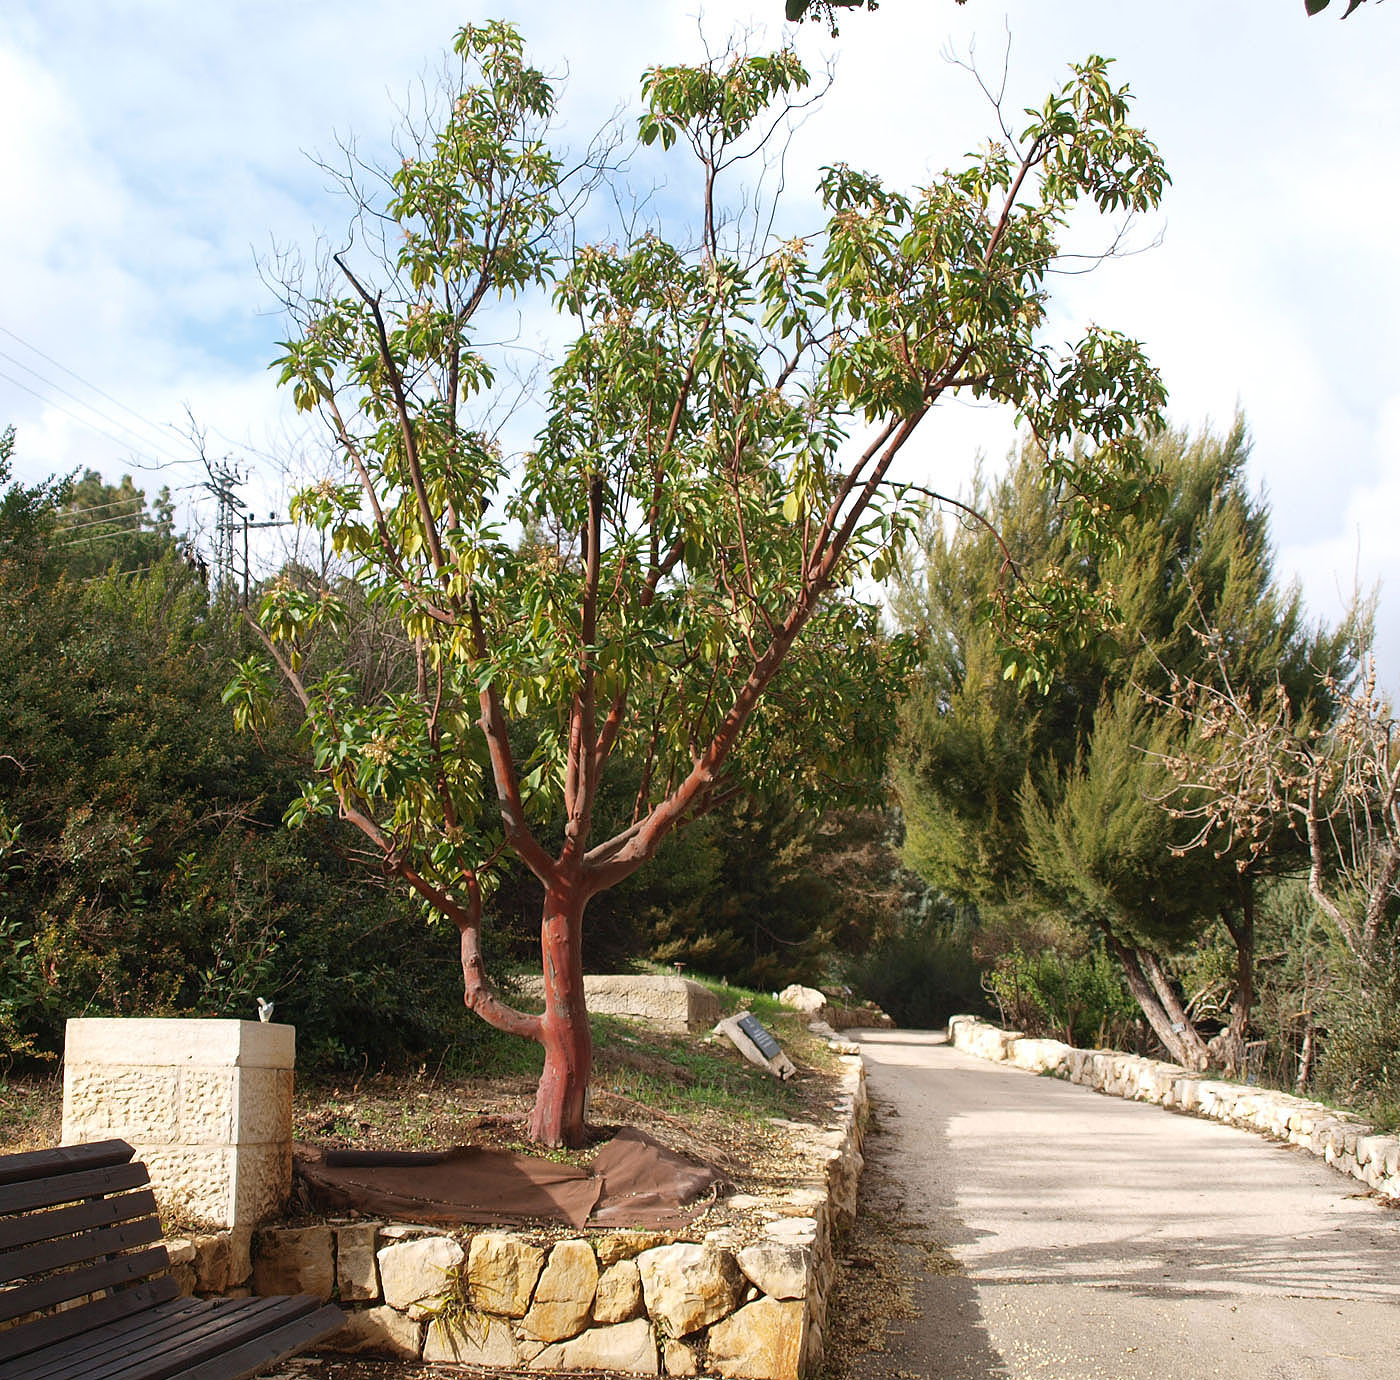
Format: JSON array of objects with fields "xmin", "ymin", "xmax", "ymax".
[{"xmin": 2, "ymin": 2, "xmax": 1397, "ymax": 677}]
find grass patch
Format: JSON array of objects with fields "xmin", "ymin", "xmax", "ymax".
[{"xmin": 0, "ymin": 1073, "xmax": 62, "ymax": 1152}]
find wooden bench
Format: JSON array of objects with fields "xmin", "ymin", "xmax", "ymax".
[{"xmin": 0, "ymin": 1140, "xmax": 344, "ymax": 1380}]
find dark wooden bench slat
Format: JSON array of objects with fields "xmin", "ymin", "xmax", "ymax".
[
  {"xmin": 166, "ymin": 1305, "xmax": 346, "ymax": 1380},
  {"xmin": 0, "ymin": 1189, "xmax": 159, "ymax": 1253},
  {"xmin": 30, "ymin": 1296, "xmax": 307, "ymax": 1380},
  {"xmin": 0, "ymin": 1140, "xmax": 345, "ymax": 1380},
  {"xmin": 0, "ymin": 1161, "xmax": 149, "ymax": 1216},
  {"xmin": 51, "ymin": 1296, "xmax": 327, "ymax": 1380},
  {"xmin": 0, "ymin": 1141, "xmax": 134, "ymax": 1188},
  {"xmin": 0, "ymin": 1214, "xmax": 164, "ymax": 1287},
  {"xmin": 0, "ymin": 1276, "xmax": 180, "ymax": 1365},
  {"xmin": 0, "ymin": 1243, "xmax": 169, "ymax": 1324},
  {"xmin": 0, "ymin": 1297, "xmax": 206, "ymax": 1380}
]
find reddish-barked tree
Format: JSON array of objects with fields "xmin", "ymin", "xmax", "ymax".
[{"xmin": 227, "ymin": 22, "xmax": 1169, "ymax": 1145}]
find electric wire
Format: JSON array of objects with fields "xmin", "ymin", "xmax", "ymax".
[
  {"xmin": 0, "ymin": 323, "xmax": 189, "ymax": 462},
  {"xmin": 0, "ymin": 367, "xmax": 189, "ymax": 473},
  {"xmin": 0, "ymin": 349, "xmax": 190, "ymax": 467}
]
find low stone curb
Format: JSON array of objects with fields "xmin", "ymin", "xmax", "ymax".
[
  {"xmin": 948, "ymin": 1015, "xmax": 1400, "ymax": 1200},
  {"xmin": 169, "ymin": 1053, "xmax": 867, "ymax": 1379}
]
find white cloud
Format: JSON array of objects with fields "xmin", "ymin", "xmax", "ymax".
[{"xmin": 2, "ymin": 0, "xmax": 1397, "ymax": 682}]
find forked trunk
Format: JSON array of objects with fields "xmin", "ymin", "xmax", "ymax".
[
  {"xmin": 528, "ymin": 880, "xmax": 593, "ymax": 1148},
  {"xmin": 1208, "ymin": 899, "xmax": 1256, "ymax": 1078},
  {"xmin": 1103, "ymin": 933, "xmax": 1210, "ymax": 1071}
]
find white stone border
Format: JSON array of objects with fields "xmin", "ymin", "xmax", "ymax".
[{"xmin": 947, "ymin": 1015, "xmax": 1400, "ymax": 1200}]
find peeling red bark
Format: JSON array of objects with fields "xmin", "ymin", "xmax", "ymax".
[{"xmin": 527, "ymin": 879, "xmax": 593, "ymax": 1147}]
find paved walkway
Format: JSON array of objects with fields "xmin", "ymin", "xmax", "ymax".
[{"xmin": 852, "ymin": 1029, "xmax": 1400, "ymax": 1380}]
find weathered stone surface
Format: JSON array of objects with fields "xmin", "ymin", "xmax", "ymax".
[
  {"xmin": 637, "ymin": 1242, "xmax": 742, "ymax": 1337},
  {"xmin": 736, "ymin": 1238, "xmax": 811, "ymax": 1300},
  {"xmin": 708, "ymin": 1296, "xmax": 806, "ymax": 1380},
  {"xmin": 662, "ymin": 1337, "xmax": 701, "ymax": 1376},
  {"xmin": 336, "ymin": 1223, "xmax": 382, "ymax": 1302},
  {"xmin": 166, "ymin": 1237, "xmax": 197, "ymax": 1268},
  {"xmin": 423, "ymin": 1312, "xmax": 520, "ymax": 1365},
  {"xmin": 595, "ymin": 1231, "xmax": 672, "ymax": 1268},
  {"xmin": 377, "ymin": 1235, "xmax": 465, "ymax": 1317},
  {"xmin": 520, "ymin": 1239, "xmax": 598, "ymax": 1342},
  {"xmin": 530, "ymin": 1318, "xmax": 659, "ymax": 1373},
  {"xmin": 518, "ymin": 975, "xmax": 719, "ymax": 1034},
  {"xmin": 61, "ymin": 1018, "xmax": 295, "ymax": 1231},
  {"xmin": 191, "ymin": 1233, "xmax": 231, "ymax": 1293},
  {"xmin": 322, "ymin": 1305, "xmax": 422, "ymax": 1358},
  {"xmin": 252, "ymin": 1226, "xmax": 334, "ymax": 1301},
  {"xmin": 594, "ymin": 1259, "xmax": 645, "ymax": 1324},
  {"xmin": 168, "ymin": 1262, "xmax": 197, "ymax": 1297},
  {"xmin": 226, "ymin": 1227, "xmax": 253, "ymax": 1286},
  {"xmin": 468, "ymin": 1232, "xmax": 545, "ymax": 1318},
  {"xmin": 778, "ymin": 984, "xmax": 828, "ymax": 1018},
  {"xmin": 63, "ymin": 1016, "xmax": 294, "ymax": 1069}
]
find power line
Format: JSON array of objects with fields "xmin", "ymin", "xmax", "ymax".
[
  {"xmin": 0, "ymin": 347, "xmax": 189, "ymax": 466},
  {"xmin": 0, "ymin": 323, "xmax": 189, "ymax": 462},
  {"xmin": 0, "ymin": 368, "xmax": 192, "ymax": 473}
]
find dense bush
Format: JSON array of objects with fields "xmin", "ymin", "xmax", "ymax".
[
  {"xmin": 985, "ymin": 943, "xmax": 1142, "ymax": 1050},
  {"xmin": 842, "ymin": 899, "xmax": 988, "ymax": 1029}
]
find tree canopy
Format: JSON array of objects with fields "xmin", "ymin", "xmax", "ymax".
[
  {"xmin": 892, "ymin": 424, "xmax": 1356, "ymax": 1069},
  {"xmin": 232, "ymin": 21, "xmax": 1172, "ymax": 1144}
]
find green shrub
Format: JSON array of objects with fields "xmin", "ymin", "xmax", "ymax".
[
  {"xmin": 986, "ymin": 943, "xmax": 1139, "ymax": 1049},
  {"xmin": 843, "ymin": 905, "xmax": 988, "ymax": 1029}
]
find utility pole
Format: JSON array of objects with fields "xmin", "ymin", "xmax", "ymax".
[{"xmin": 201, "ymin": 459, "xmax": 288, "ymax": 605}]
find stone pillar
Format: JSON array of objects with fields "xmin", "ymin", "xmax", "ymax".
[{"xmin": 61, "ymin": 1017, "xmax": 294, "ymax": 1230}]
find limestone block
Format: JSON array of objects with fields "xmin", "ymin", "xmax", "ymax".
[
  {"xmin": 530, "ymin": 1317, "xmax": 659, "ymax": 1373},
  {"xmin": 233, "ymin": 1067, "xmax": 296, "ymax": 1144},
  {"xmin": 1357, "ymin": 1135, "xmax": 1389, "ymax": 1169},
  {"xmin": 707, "ymin": 1296, "xmax": 807, "ymax": 1380},
  {"xmin": 61, "ymin": 1018, "xmax": 295, "ymax": 1231},
  {"xmin": 166, "ymin": 1237, "xmax": 197, "ymax": 1268},
  {"xmin": 521, "ymin": 1239, "xmax": 598, "ymax": 1342},
  {"xmin": 226, "ymin": 1228, "xmax": 253, "ymax": 1286},
  {"xmin": 64, "ymin": 1016, "xmax": 294, "ymax": 1069},
  {"xmin": 323, "ymin": 1304, "xmax": 422, "ymax": 1358},
  {"xmin": 468, "ymin": 1232, "xmax": 545, "ymax": 1317},
  {"xmin": 63, "ymin": 1067, "xmax": 179, "ymax": 1142},
  {"xmin": 178, "ymin": 1069, "xmax": 237, "ymax": 1143},
  {"xmin": 192, "ymin": 1233, "xmax": 232, "ymax": 1294},
  {"xmin": 595, "ymin": 1259, "xmax": 645, "ymax": 1324},
  {"xmin": 518, "ymin": 974, "xmax": 720, "ymax": 1033},
  {"xmin": 424, "ymin": 1312, "xmax": 519, "ymax": 1365},
  {"xmin": 737, "ymin": 1235, "xmax": 812, "ymax": 1301},
  {"xmin": 595, "ymin": 1231, "xmax": 673, "ymax": 1268},
  {"xmin": 252, "ymin": 1226, "xmax": 334, "ymax": 1301},
  {"xmin": 663, "ymin": 1337, "xmax": 701, "ymax": 1376},
  {"xmin": 778, "ymin": 985, "xmax": 828, "ymax": 1018},
  {"xmin": 168, "ymin": 1263, "xmax": 197, "ymax": 1297},
  {"xmin": 140, "ymin": 1147, "xmax": 235, "ymax": 1229},
  {"xmin": 231, "ymin": 1142, "xmax": 293, "ymax": 1228},
  {"xmin": 378, "ymin": 1235, "xmax": 465, "ymax": 1317},
  {"xmin": 336, "ymin": 1223, "xmax": 382, "ymax": 1302},
  {"xmin": 637, "ymin": 1242, "xmax": 742, "ymax": 1337}
]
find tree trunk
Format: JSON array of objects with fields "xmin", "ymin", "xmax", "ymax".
[
  {"xmin": 1209, "ymin": 896, "xmax": 1256, "ymax": 1078},
  {"xmin": 1138, "ymin": 948, "xmax": 1212, "ymax": 1069},
  {"xmin": 528, "ymin": 879, "xmax": 593, "ymax": 1148},
  {"xmin": 1103, "ymin": 934, "xmax": 1209, "ymax": 1071}
]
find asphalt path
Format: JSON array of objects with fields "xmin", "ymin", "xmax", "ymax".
[{"xmin": 850, "ymin": 1029, "xmax": 1400, "ymax": 1380}]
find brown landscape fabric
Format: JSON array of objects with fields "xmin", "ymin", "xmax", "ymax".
[
  {"xmin": 588, "ymin": 1125, "xmax": 724, "ymax": 1229},
  {"xmin": 292, "ymin": 1127, "xmax": 722, "ymax": 1231}
]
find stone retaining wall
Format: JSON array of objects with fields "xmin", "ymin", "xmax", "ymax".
[
  {"xmin": 173, "ymin": 1054, "xmax": 866, "ymax": 1379},
  {"xmin": 948, "ymin": 1015, "xmax": 1400, "ymax": 1201}
]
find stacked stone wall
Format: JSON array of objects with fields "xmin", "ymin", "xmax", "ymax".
[
  {"xmin": 173, "ymin": 1053, "xmax": 866, "ymax": 1378},
  {"xmin": 947, "ymin": 1015, "xmax": 1400, "ymax": 1201}
]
